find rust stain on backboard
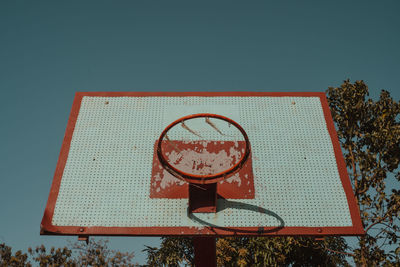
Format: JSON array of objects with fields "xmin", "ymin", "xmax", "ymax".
[{"xmin": 150, "ymin": 140, "xmax": 255, "ymax": 199}]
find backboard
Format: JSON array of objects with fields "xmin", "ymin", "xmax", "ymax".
[{"xmin": 41, "ymin": 92, "xmax": 364, "ymax": 237}]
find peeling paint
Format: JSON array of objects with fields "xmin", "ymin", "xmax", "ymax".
[
  {"xmin": 226, "ymin": 173, "xmax": 241, "ymax": 186},
  {"xmin": 160, "ymin": 170, "xmax": 185, "ymax": 189},
  {"xmin": 170, "ymin": 149, "xmax": 235, "ymax": 176}
]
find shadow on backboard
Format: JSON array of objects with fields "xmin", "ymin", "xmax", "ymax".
[{"xmin": 187, "ymin": 199, "xmax": 285, "ymax": 234}]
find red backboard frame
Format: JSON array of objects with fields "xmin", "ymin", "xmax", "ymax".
[{"xmin": 41, "ymin": 92, "xmax": 364, "ymax": 237}]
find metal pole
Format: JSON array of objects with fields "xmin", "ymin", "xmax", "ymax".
[{"xmin": 193, "ymin": 236, "xmax": 216, "ymax": 267}]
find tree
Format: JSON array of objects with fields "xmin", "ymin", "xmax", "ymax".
[
  {"xmin": 71, "ymin": 239, "xmax": 136, "ymax": 267},
  {"xmin": 144, "ymin": 236, "xmax": 349, "ymax": 266},
  {"xmin": 326, "ymin": 80, "xmax": 400, "ymax": 266},
  {"xmin": 144, "ymin": 80, "xmax": 400, "ymax": 266},
  {"xmin": 28, "ymin": 245, "xmax": 75, "ymax": 266},
  {"xmin": 1, "ymin": 239, "xmax": 137, "ymax": 266},
  {"xmin": 144, "ymin": 237, "xmax": 194, "ymax": 266},
  {"xmin": 0, "ymin": 243, "xmax": 31, "ymax": 267},
  {"xmin": 215, "ymin": 236, "xmax": 349, "ymax": 266}
]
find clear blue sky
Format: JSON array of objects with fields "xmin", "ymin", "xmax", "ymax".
[{"xmin": 0, "ymin": 0, "xmax": 399, "ymax": 264}]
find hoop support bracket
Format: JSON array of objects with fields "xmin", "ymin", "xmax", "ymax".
[{"xmin": 189, "ymin": 183, "xmax": 217, "ymax": 213}]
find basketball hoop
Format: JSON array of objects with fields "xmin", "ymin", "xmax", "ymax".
[{"xmin": 157, "ymin": 113, "xmax": 251, "ymax": 184}]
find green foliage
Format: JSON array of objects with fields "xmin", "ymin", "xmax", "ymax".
[
  {"xmin": 217, "ymin": 236, "xmax": 350, "ymax": 267},
  {"xmin": 71, "ymin": 239, "xmax": 135, "ymax": 267},
  {"xmin": 28, "ymin": 245, "xmax": 75, "ymax": 266},
  {"xmin": 1, "ymin": 239, "xmax": 137, "ymax": 267},
  {"xmin": 144, "ymin": 236, "xmax": 349, "ymax": 266},
  {"xmin": 327, "ymin": 80, "xmax": 400, "ymax": 266},
  {"xmin": 144, "ymin": 237, "xmax": 194, "ymax": 266},
  {"xmin": 0, "ymin": 243, "xmax": 31, "ymax": 267}
]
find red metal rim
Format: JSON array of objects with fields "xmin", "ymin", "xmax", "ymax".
[{"xmin": 157, "ymin": 113, "xmax": 251, "ymax": 184}]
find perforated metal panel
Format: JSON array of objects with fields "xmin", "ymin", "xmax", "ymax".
[{"xmin": 42, "ymin": 92, "xmax": 364, "ymax": 236}]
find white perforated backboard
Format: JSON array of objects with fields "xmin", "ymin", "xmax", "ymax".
[{"xmin": 41, "ymin": 92, "xmax": 364, "ymax": 236}]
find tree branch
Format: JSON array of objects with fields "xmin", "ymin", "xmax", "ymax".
[
  {"xmin": 324, "ymin": 247, "xmax": 356, "ymax": 258},
  {"xmin": 348, "ymin": 148, "xmax": 360, "ymax": 198},
  {"xmin": 314, "ymin": 245, "xmax": 355, "ymax": 258},
  {"xmin": 365, "ymin": 211, "xmax": 393, "ymax": 233}
]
